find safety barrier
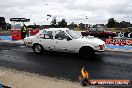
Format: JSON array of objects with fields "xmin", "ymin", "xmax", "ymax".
[
  {"xmin": 105, "ymin": 37, "xmax": 132, "ymax": 46},
  {"xmin": 105, "ymin": 32, "xmax": 132, "ymax": 46},
  {"xmin": 116, "ymin": 32, "xmax": 132, "ymax": 38}
]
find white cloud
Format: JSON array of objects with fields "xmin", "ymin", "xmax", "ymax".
[{"xmin": 0, "ymin": 0, "xmax": 132, "ymax": 25}]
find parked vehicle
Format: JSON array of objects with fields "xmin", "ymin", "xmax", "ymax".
[
  {"xmin": 81, "ymin": 28, "xmax": 117, "ymax": 38},
  {"xmin": 24, "ymin": 28, "xmax": 106, "ymax": 58}
]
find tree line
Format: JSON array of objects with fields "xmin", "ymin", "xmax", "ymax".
[
  {"xmin": 1, "ymin": 17, "xmax": 132, "ymax": 31},
  {"xmin": 50, "ymin": 17, "xmax": 132, "ymax": 29},
  {"xmin": 106, "ymin": 18, "xmax": 132, "ymax": 28},
  {"xmin": 50, "ymin": 17, "xmax": 88, "ymax": 30},
  {"xmin": 0, "ymin": 17, "xmax": 11, "ymax": 31}
]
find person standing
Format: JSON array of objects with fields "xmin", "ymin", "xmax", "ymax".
[{"xmin": 21, "ymin": 24, "xmax": 27, "ymax": 39}]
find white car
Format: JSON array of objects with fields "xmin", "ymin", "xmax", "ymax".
[{"xmin": 24, "ymin": 28, "xmax": 106, "ymax": 58}]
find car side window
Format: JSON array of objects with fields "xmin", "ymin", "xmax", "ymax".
[
  {"xmin": 97, "ymin": 28, "xmax": 104, "ymax": 32},
  {"xmin": 55, "ymin": 30, "xmax": 67, "ymax": 40},
  {"xmin": 89, "ymin": 28, "xmax": 97, "ymax": 32},
  {"xmin": 39, "ymin": 30, "xmax": 53, "ymax": 39}
]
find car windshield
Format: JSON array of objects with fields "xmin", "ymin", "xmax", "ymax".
[
  {"xmin": 90, "ymin": 28, "xmax": 96, "ymax": 32},
  {"xmin": 90, "ymin": 28, "xmax": 105, "ymax": 32},
  {"xmin": 97, "ymin": 28, "xmax": 105, "ymax": 32},
  {"xmin": 66, "ymin": 30, "xmax": 81, "ymax": 39}
]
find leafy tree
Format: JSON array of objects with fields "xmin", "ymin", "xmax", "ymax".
[
  {"xmin": 120, "ymin": 21, "xmax": 126, "ymax": 28},
  {"xmin": 50, "ymin": 17, "xmax": 57, "ymax": 28},
  {"xmin": 115, "ymin": 21, "xmax": 131, "ymax": 28},
  {"xmin": 68, "ymin": 22, "xmax": 78, "ymax": 29},
  {"xmin": 126, "ymin": 22, "xmax": 131, "ymax": 27},
  {"xmin": 115, "ymin": 22, "xmax": 121, "ymax": 28},
  {"xmin": 0, "ymin": 17, "xmax": 6, "ymax": 30},
  {"xmin": 79, "ymin": 23, "xmax": 85, "ymax": 29},
  {"xmin": 120, "ymin": 21, "xmax": 131, "ymax": 28},
  {"xmin": 58, "ymin": 18, "xmax": 67, "ymax": 28},
  {"xmin": 6, "ymin": 23, "xmax": 11, "ymax": 29},
  {"xmin": 107, "ymin": 18, "xmax": 116, "ymax": 28}
]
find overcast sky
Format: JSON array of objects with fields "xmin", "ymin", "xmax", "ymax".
[{"xmin": 0, "ymin": 0, "xmax": 132, "ymax": 25}]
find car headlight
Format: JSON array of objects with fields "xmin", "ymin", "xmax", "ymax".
[
  {"xmin": 99, "ymin": 44, "xmax": 105, "ymax": 50},
  {"xmin": 95, "ymin": 44, "xmax": 105, "ymax": 50}
]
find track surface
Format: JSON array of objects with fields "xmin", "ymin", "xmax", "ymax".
[{"xmin": 0, "ymin": 42, "xmax": 132, "ymax": 82}]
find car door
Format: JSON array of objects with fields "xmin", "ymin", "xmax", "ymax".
[
  {"xmin": 38, "ymin": 30, "xmax": 55, "ymax": 51},
  {"xmin": 54, "ymin": 30, "xmax": 73, "ymax": 52},
  {"xmin": 89, "ymin": 28, "xmax": 98, "ymax": 37},
  {"xmin": 97, "ymin": 28, "xmax": 105, "ymax": 37}
]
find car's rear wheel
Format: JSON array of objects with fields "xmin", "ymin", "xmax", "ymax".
[
  {"xmin": 33, "ymin": 44, "xmax": 44, "ymax": 54},
  {"xmin": 79, "ymin": 46, "xmax": 95, "ymax": 59}
]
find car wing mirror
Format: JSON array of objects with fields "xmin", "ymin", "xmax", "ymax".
[{"xmin": 67, "ymin": 36, "xmax": 72, "ymax": 41}]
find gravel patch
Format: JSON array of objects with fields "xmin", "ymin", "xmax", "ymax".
[{"xmin": 0, "ymin": 67, "xmax": 104, "ymax": 88}]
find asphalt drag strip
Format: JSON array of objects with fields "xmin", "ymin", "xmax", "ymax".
[{"xmin": 0, "ymin": 42, "xmax": 132, "ymax": 84}]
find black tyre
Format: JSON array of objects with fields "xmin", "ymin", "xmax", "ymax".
[
  {"xmin": 33, "ymin": 44, "xmax": 44, "ymax": 54},
  {"xmin": 79, "ymin": 46, "xmax": 95, "ymax": 59},
  {"xmin": 108, "ymin": 35, "xmax": 113, "ymax": 39}
]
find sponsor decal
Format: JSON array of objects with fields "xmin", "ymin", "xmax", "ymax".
[
  {"xmin": 79, "ymin": 67, "xmax": 131, "ymax": 86},
  {"xmin": 10, "ymin": 18, "xmax": 30, "ymax": 22},
  {"xmin": 105, "ymin": 38, "xmax": 132, "ymax": 46}
]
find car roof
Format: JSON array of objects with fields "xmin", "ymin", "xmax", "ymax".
[{"xmin": 42, "ymin": 28, "xmax": 69, "ymax": 31}]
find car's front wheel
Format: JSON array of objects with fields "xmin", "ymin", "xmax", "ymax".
[
  {"xmin": 79, "ymin": 46, "xmax": 95, "ymax": 59},
  {"xmin": 33, "ymin": 44, "xmax": 44, "ymax": 54}
]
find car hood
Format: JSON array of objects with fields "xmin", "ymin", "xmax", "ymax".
[{"xmin": 78, "ymin": 36, "xmax": 105, "ymax": 45}]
